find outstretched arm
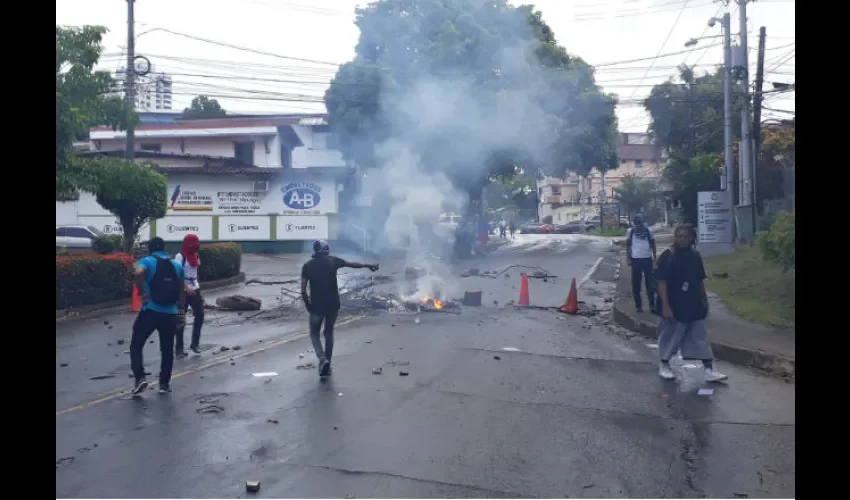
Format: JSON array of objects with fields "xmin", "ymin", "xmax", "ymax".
[{"xmin": 339, "ymin": 259, "xmax": 379, "ymax": 272}]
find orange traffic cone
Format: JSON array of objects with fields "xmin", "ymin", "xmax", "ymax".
[
  {"xmin": 517, "ymin": 273, "xmax": 530, "ymax": 306},
  {"xmin": 560, "ymin": 278, "xmax": 579, "ymax": 314},
  {"xmin": 131, "ymin": 287, "xmax": 142, "ymax": 312}
]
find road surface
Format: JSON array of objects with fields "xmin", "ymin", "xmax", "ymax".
[{"xmin": 56, "ymin": 234, "xmax": 795, "ymax": 498}]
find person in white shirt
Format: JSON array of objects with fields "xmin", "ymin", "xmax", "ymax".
[
  {"xmin": 499, "ymin": 219, "xmax": 507, "ymax": 239},
  {"xmin": 174, "ymin": 234, "xmax": 204, "ymax": 357},
  {"xmin": 626, "ymin": 214, "xmax": 657, "ymax": 313}
]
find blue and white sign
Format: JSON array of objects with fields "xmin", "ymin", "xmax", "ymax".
[{"xmin": 281, "ymin": 182, "xmax": 323, "ymax": 214}]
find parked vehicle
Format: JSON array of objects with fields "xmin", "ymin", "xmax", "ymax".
[
  {"xmin": 535, "ymin": 224, "xmax": 555, "ymax": 234},
  {"xmin": 56, "ymin": 225, "xmax": 103, "ymax": 251},
  {"xmin": 555, "ymin": 221, "xmax": 591, "ymax": 234},
  {"xmin": 520, "ymin": 223, "xmax": 541, "ymax": 234}
]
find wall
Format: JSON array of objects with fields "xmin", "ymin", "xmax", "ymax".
[
  {"xmin": 96, "ymin": 134, "xmax": 282, "ymax": 167},
  {"xmin": 290, "ymin": 124, "xmax": 346, "ymax": 168}
]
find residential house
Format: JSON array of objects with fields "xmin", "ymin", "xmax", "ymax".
[
  {"xmin": 536, "ymin": 173, "xmax": 583, "ymax": 223},
  {"xmin": 55, "ymin": 113, "xmax": 356, "ymax": 251}
]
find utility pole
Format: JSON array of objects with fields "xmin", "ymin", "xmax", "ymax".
[
  {"xmin": 721, "ymin": 13, "xmax": 734, "ymax": 195},
  {"xmin": 736, "ymin": 0, "xmax": 754, "ymax": 241},
  {"xmin": 125, "ymin": 0, "xmax": 136, "ymax": 159},
  {"xmin": 751, "ymin": 26, "xmax": 766, "ymax": 232}
]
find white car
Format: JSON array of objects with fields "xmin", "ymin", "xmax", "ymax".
[{"xmin": 56, "ymin": 225, "xmax": 104, "ymax": 251}]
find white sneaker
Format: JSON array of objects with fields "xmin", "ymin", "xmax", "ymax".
[
  {"xmin": 704, "ymin": 368, "xmax": 728, "ymax": 383},
  {"xmin": 658, "ymin": 364, "xmax": 675, "ymax": 380}
]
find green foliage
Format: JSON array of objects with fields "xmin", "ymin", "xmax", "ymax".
[
  {"xmin": 664, "ymin": 153, "xmax": 721, "ymax": 222},
  {"xmin": 56, "ymin": 25, "xmax": 136, "ymax": 200},
  {"xmin": 183, "ymin": 95, "xmax": 227, "ymax": 119},
  {"xmin": 92, "ymin": 158, "xmax": 168, "ymax": 251},
  {"xmin": 56, "ymin": 253, "xmax": 136, "ymax": 309},
  {"xmin": 758, "ymin": 212, "xmax": 795, "ymax": 271},
  {"xmin": 613, "ymin": 174, "xmax": 658, "ymax": 217},
  {"xmin": 325, "ymin": 0, "xmax": 618, "ymax": 199},
  {"xmin": 542, "ymin": 215, "xmax": 553, "ymax": 224},
  {"xmin": 197, "ymin": 243, "xmax": 243, "ymax": 281},
  {"xmin": 92, "ymin": 235, "xmax": 123, "ymax": 254},
  {"xmin": 589, "ymin": 226, "xmax": 627, "ymax": 237}
]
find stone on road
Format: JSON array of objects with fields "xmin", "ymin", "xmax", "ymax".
[{"xmin": 56, "ymin": 234, "xmax": 794, "ymax": 498}]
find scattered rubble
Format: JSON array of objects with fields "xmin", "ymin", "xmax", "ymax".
[
  {"xmin": 246, "ymin": 480, "xmax": 261, "ymax": 493},
  {"xmin": 216, "ymin": 295, "xmax": 262, "ymax": 311},
  {"xmin": 372, "ymin": 367, "xmax": 383, "ymax": 375},
  {"xmin": 399, "ymin": 370, "xmax": 409, "ymax": 376}
]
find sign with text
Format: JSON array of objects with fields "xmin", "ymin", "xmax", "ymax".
[
  {"xmin": 157, "ymin": 216, "xmax": 213, "ymax": 242},
  {"xmin": 697, "ymin": 191, "xmax": 733, "ymax": 243},
  {"xmin": 281, "ymin": 182, "xmax": 324, "ymax": 215},
  {"xmin": 219, "ymin": 216, "xmax": 271, "ymax": 241},
  {"xmin": 276, "ymin": 215, "xmax": 329, "ymax": 241},
  {"xmin": 216, "ymin": 191, "xmax": 262, "ymax": 215},
  {"xmin": 168, "ymin": 185, "xmax": 214, "ymax": 212},
  {"xmin": 77, "ymin": 216, "xmax": 150, "ymax": 242}
]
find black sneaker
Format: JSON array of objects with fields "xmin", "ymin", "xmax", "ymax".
[
  {"xmin": 190, "ymin": 346, "xmax": 201, "ymax": 354},
  {"xmin": 158, "ymin": 384, "xmax": 172, "ymax": 394},
  {"xmin": 319, "ymin": 359, "xmax": 331, "ymax": 377},
  {"xmin": 131, "ymin": 378, "xmax": 149, "ymax": 395},
  {"xmin": 636, "ymin": 306, "xmax": 643, "ymax": 313},
  {"xmin": 175, "ymin": 350, "xmax": 188, "ymax": 359}
]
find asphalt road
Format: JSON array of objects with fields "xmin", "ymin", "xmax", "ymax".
[{"xmin": 56, "ymin": 234, "xmax": 795, "ymax": 498}]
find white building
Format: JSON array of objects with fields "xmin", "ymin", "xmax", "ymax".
[
  {"xmin": 114, "ymin": 65, "xmax": 173, "ymax": 111},
  {"xmin": 56, "ymin": 114, "xmax": 356, "ymax": 251}
]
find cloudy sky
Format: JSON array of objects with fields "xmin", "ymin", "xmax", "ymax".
[{"xmin": 56, "ymin": 0, "xmax": 795, "ymax": 132}]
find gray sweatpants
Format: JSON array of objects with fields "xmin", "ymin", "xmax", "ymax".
[{"xmin": 657, "ymin": 318, "xmax": 713, "ymax": 362}]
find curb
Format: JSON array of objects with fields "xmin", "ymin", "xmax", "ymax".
[
  {"xmin": 56, "ymin": 272, "xmax": 246, "ymax": 324},
  {"xmin": 609, "ymin": 255, "xmax": 795, "ymax": 379}
]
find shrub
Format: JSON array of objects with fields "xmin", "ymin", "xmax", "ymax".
[
  {"xmin": 92, "ymin": 235, "xmax": 123, "ymax": 254},
  {"xmin": 197, "ymin": 242, "xmax": 242, "ymax": 282},
  {"xmin": 542, "ymin": 215, "xmax": 553, "ymax": 224},
  {"xmin": 56, "ymin": 253, "xmax": 136, "ymax": 310},
  {"xmin": 758, "ymin": 212, "xmax": 795, "ymax": 271}
]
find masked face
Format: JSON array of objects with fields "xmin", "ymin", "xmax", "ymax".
[{"xmin": 674, "ymin": 228, "xmax": 694, "ymax": 248}]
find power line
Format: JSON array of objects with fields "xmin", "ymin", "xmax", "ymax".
[
  {"xmin": 574, "ymin": 0, "xmax": 716, "ymax": 21},
  {"xmin": 625, "ymin": 0, "xmax": 691, "ymax": 101}
]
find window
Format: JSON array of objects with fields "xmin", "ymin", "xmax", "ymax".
[
  {"xmin": 140, "ymin": 143, "xmax": 161, "ymax": 152},
  {"xmin": 56, "ymin": 228, "xmax": 65, "ymax": 237},
  {"xmin": 66, "ymin": 227, "xmax": 93, "ymax": 238},
  {"xmin": 551, "ymin": 186, "xmax": 561, "ymax": 195},
  {"xmin": 234, "ymin": 141, "xmax": 255, "ymax": 165},
  {"xmin": 634, "ymin": 160, "xmax": 644, "ymax": 168}
]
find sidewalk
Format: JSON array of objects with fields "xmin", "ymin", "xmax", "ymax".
[{"xmin": 611, "ymin": 251, "xmax": 795, "ymax": 379}]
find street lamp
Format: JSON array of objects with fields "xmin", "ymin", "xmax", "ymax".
[{"xmin": 707, "ymin": 14, "xmax": 734, "ymax": 197}]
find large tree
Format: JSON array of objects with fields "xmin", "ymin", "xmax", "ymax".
[
  {"xmin": 325, "ymin": 0, "xmax": 618, "ymax": 203},
  {"xmin": 183, "ymin": 95, "xmax": 227, "ymax": 119},
  {"xmin": 56, "ymin": 25, "xmax": 136, "ymax": 200}
]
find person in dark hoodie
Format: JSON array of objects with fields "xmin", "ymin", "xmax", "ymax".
[
  {"xmin": 653, "ymin": 223, "xmax": 727, "ymax": 383},
  {"xmin": 625, "ymin": 214, "xmax": 656, "ymax": 312},
  {"xmin": 301, "ymin": 240, "xmax": 379, "ymax": 377}
]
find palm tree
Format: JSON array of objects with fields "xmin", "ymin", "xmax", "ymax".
[{"xmin": 613, "ymin": 174, "xmax": 657, "ymax": 220}]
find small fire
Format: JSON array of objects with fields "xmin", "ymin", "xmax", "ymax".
[{"xmin": 421, "ymin": 295, "xmax": 445, "ymax": 310}]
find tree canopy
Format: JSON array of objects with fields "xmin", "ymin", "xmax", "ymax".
[
  {"xmin": 92, "ymin": 157, "xmax": 168, "ymax": 251},
  {"xmin": 613, "ymin": 174, "xmax": 658, "ymax": 218},
  {"xmin": 183, "ymin": 95, "xmax": 227, "ymax": 119},
  {"xmin": 56, "ymin": 25, "xmax": 136, "ymax": 200},
  {"xmin": 325, "ymin": 0, "xmax": 619, "ymax": 201}
]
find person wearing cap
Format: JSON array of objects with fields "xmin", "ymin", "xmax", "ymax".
[{"xmin": 301, "ymin": 240, "xmax": 379, "ymax": 377}]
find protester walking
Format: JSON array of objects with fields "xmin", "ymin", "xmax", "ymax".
[
  {"xmin": 129, "ymin": 237, "xmax": 185, "ymax": 395},
  {"xmin": 653, "ymin": 224, "xmax": 727, "ymax": 383},
  {"xmin": 626, "ymin": 214, "xmax": 656, "ymax": 312},
  {"xmin": 301, "ymin": 240, "xmax": 379, "ymax": 378},
  {"xmin": 499, "ymin": 219, "xmax": 507, "ymax": 239},
  {"xmin": 509, "ymin": 219, "xmax": 517, "ymax": 239},
  {"xmin": 174, "ymin": 233, "xmax": 204, "ymax": 357}
]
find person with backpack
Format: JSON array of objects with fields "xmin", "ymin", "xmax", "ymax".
[
  {"xmin": 129, "ymin": 237, "xmax": 185, "ymax": 395},
  {"xmin": 301, "ymin": 240, "xmax": 379, "ymax": 378},
  {"xmin": 653, "ymin": 224, "xmax": 727, "ymax": 383},
  {"xmin": 626, "ymin": 214, "xmax": 656, "ymax": 313},
  {"xmin": 174, "ymin": 233, "xmax": 204, "ymax": 358}
]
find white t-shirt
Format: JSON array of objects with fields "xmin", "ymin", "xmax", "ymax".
[
  {"xmin": 175, "ymin": 253, "xmax": 201, "ymax": 290},
  {"xmin": 627, "ymin": 227, "xmax": 655, "ymax": 259}
]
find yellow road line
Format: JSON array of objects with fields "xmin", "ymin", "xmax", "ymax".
[{"xmin": 56, "ymin": 315, "xmax": 364, "ymax": 417}]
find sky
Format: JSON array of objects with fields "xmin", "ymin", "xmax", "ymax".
[{"xmin": 56, "ymin": 0, "xmax": 795, "ymax": 132}]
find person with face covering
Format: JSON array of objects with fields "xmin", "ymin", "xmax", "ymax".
[
  {"xmin": 626, "ymin": 214, "xmax": 656, "ymax": 312},
  {"xmin": 174, "ymin": 234, "xmax": 204, "ymax": 357},
  {"xmin": 653, "ymin": 223, "xmax": 727, "ymax": 383}
]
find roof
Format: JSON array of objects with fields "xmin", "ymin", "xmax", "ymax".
[
  {"xmin": 617, "ymin": 133, "xmax": 663, "ymax": 162},
  {"xmin": 93, "ymin": 113, "xmax": 328, "ymax": 134}
]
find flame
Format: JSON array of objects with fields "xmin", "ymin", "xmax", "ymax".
[{"xmin": 420, "ymin": 295, "xmax": 445, "ymax": 310}]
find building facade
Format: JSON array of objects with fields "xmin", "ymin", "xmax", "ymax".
[
  {"xmin": 56, "ymin": 114, "xmax": 355, "ymax": 251},
  {"xmin": 114, "ymin": 65, "xmax": 174, "ymax": 111}
]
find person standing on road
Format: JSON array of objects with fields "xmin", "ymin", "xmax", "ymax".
[
  {"xmin": 626, "ymin": 214, "xmax": 656, "ymax": 313},
  {"xmin": 174, "ymin": 233, "xmax": 204, "ymax": 358},
  {"xmin": 477, "ymin": 218, "xmax": 490, "ymax": 253},
  {"xmin": 301, "ymin": 240, "xmax": 379, "ymax": 377},
  {"xmin": 129, "ymin": 237, "xmax": 185, "ymax": 395},
  {"xmin": 509, "ymin": 219, "xmax": 517, "ymax": 239},
  {"xmin": 653, "ymin": 224, "xmax": 728, "ymax": 383},
  {"xmin": 499, "ymin": 219, "xmax": 507, "ymax": 239}
]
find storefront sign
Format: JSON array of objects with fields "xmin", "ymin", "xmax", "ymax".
[
  {"xmin": 168, "ymin": 185, "xmax": 214, "ymax": 212},
  {"xmin": 216, "ymin": 191, "xmax": 262, "ymax": 215},
  {"xmin": 157, "ymin": 216, "xmax": 213, "ymax": 242},
  {"xmin": 218, "ymin": 216, "xmax": 271, "ymax": 240},
  {"xmin": 697, "ymin": 191, "xmax": 733, "ymax": 243},
  {"xmin": 276, "ymin": 215, "xmax": 329, "ymax": 240},
  {"xmin": 281, "ymin": 182, "xmax": 325, "ymax": 215}
]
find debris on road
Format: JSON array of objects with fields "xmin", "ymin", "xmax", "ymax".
[
  {"xmin": 501, "ymin": 347, "xmax": 520, "ymax": 352},
  {"xmin": 296, "ymin": 362, "xmax": 316, "ymax": 370},
  {"xmin": 56, "ymin": 456, "xmax": 75, "ymax": 468},
  {"xmin": 298, "ymin": 353, "xmax": 305, "ymax": 358},
  {"xmin": 246, "ymin": 278, "xmax": 298, "ymax": 286},
  {"xmin": 493, "ymin": 355, "xmax": 501, "ymax": 360},
  {"xmin": 267, "ymin": 419, "xmax": 279, "ymax": 424},
  {"xmin": 232, "ymin": 345, "xmax": 242, "ymax": 351},
  {"xmin": 399, "ymin": 370, "xmax": 409, "ymax": 376},
  {"xmin": 697, "ymin": 388, "xmax": 715, "ymax": 396},
  {"xmin": 197, "ymin": 405, "xmax": 224, "ymax": 414},
  {"xmin": 246, "ymin": 480, "xmax": 261, "ymax": 493},
  {"xmin": 462, "ymin": 290, "xmax": 483, "ymax": 306},
  {"xmin": 372, "ymin": 367, "xmax": 383, "ymax": 375},
  {"xmin": 386, "ymin": 359, "xmax": 410, "ymax": 366},
  {"xmin": 215, "ymin": 295, "xmax": 262, "ymax": 311},
  {"xmin": 219, "ymin": 346, "xmax": 230, "ymax": 352},
  {"xmin": 117, "ymin": 339, "xmax": 125, "ymax": 345},
  {"xmin": 88, "ymin": 374, "xmax": 115, "ymax": 380},
  {"xmin": 252, "ymin": 372, "xmax": 279, "ymax": 378},
  {"xmin": 60, "ymin": 363, "xmax": 69, "ymax": 367}
]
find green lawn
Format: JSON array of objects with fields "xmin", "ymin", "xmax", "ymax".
[
  {"xmin": 703, "ymin": 245, "xmax": 795, "ymax": 330},
  {"xmin": 588, "ymin": 227, "xmax": 627, "ymax": 237}
]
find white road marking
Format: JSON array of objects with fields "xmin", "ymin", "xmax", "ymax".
[{"xmin": 578, "ymin": 257, "xmax": 604, "ymax": 288}]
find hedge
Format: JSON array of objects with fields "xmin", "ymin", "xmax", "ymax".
[
  {"xmin": 758, "ymin": 212, "xmax": 795, "ymax": 271},
  {"xmin": 56, "ymin": 243, "xmax": 243, "ymax": 310}
]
